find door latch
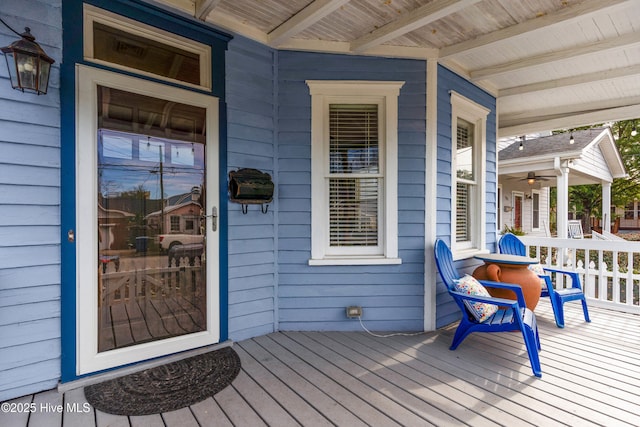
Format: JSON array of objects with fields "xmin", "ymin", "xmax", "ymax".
[
  {"xmin": 202, "ymin": 207, "xmax": 218, "ymax": 232},
  {"xmin": 67, "ymin": 229, "xmax": 75, "ymax": 243}
]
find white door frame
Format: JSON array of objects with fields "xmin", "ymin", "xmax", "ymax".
[{"xmin": 75, "ymin": 65, "xmax": 220, "ymax": 375}]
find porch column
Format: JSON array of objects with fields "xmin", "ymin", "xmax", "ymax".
[
  {"xmin": 424, "ymin": 58, "xmax": 438, "ymax": 331},
  {"xmin": 602, "ymin": 181, "xmax": 611, "ymax": 233},
  {"xmin": 555, "ymin": 158, "xmax": 569, "ymax": 239}
]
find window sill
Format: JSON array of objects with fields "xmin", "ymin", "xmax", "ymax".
[
  {"xmin": 308, "ymin": 257, "xmax": 402, "ymax": 266},
  {"xmin": 452, "ymin": 248, "xmax": 490, "ymax": 261}
]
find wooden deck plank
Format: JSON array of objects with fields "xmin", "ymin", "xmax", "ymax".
[
  {"xmin": 241, "ymin": 336, "xmax": 368, "ymax": 426},
  {"xmin": 29, "ymin": 389, "xmax": 63, "ymax": 427},
  {"xmin": 315, "ymin": 330, "xmax": 553, "ymax": 427},
  {"xmin": 60, "ymin": 388, "xmax": 95, "ymax": 427},
  {"xmin": 129, "ymin": 414, "xmax": 164, "ymax": 427},
  {"xmin": 94, "ymin": 410, "xmax": 128, "ymax": 427},
  {"xmin": 442, "ymin": 331, "xmax": 629, "ymax": 426},
  {"xmin": 229, "ymin": 369, "xmax": 300, "ymax": 427},
  {"xmin": 213, "ymin": 380, "xmax": 267, "ymax": 427},
  {"xmin": 234, "ymin": 345, "xmax": 332, "ymax": 427},
  {"xmin": 189, "ymin": 397, "xmax": 233, "ymax": 427},
  {"xmin": 289, "ymin": 330, "xmax": 515, "ymax": 427},
  {"xmin": 257, "ymin": 333, "xmax": 408, "ymax": 427},
  {"xmin": 0, "ymin": 394, "xmax": 31, "ymax": 427},
  {"xmin": 4, "ymin": 304, "xmax": 640, "ymax": 427},
  {"xmin": 160, "ymin": 407, "xmax": 199, "ymax": 427},
  {"xmin": 338, "ymin": 329, "xmax": 588, "ymax": 427}
]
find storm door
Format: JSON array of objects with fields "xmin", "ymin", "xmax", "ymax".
[{"xmin": 76, "ymin": 65, "xmax": 220, "ymax": 374}]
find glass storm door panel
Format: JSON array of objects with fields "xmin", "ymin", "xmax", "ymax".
[{"xmin": 76, "ymin": 66, "xmax": 219, "ymax": 374}]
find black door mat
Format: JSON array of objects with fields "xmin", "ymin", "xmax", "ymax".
[{"xmin": 84, "ymin": 346, "xmax": 241, "ymax": 416}]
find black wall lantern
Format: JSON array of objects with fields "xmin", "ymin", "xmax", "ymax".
[{"xmin": 1, "ymin": 18, "xmax": 54, "ymax": 95}]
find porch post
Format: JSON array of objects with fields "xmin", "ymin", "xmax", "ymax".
[
  {"xmin": 424, "ymin": 58, "xmax": 438, "ymax": 331},
  {"xmin": 555, "ymin": 157, "xmax": 569, "ymax": 239},
  {"xmin": 602, "ymin": 181, "xmax": 611, "ymax": 233}
]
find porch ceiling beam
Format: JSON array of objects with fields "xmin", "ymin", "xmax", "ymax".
[
  {"xmin": 439, "ymin": 0, "xmax": 631, "ymax": 59},
  {"xmin": 268, "ymin": 0, "xmax": 351, "ymax": 47},
  {"xmin": 498, "ymin": 102, "xmax": 640, "ymax": 138},
  {"xmin": 499, "ymin": 63, "xmax": 640, "ymax": 98},
  {"xmin": 471, "ymin": 31, "xmax": 640, "ymax": 82},
  {"xmin": 350, "ymin": 0, "xmax": 483, "ymax": 53},
  {"xmin": 194, "ymin": 0, "xmax": 222, "ymax": 21},
  {"xmin": 278, "ymin": 38, "xmax": 438, "ymax": 59}
]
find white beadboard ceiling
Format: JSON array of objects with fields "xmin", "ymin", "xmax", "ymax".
[{"xmin": 155, "ymin": 0, "xmax": 640, "ymax": 137}]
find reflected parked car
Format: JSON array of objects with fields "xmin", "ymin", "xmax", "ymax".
[{"xmin": 168, "ymin": 243, "xmax": 203, "ymax": 267}]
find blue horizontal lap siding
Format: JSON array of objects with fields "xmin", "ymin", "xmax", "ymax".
[
  {"xmin": 434, "ymin": 65, "xmax": 497, "ymax": 329},
  {"xmin": 277, "ymin": 52, "xmax": 426, "ymax": 332},
  {"xmin": 0, "ymin": 0, "xmax": 62, "ymax": 401},
  {"xmin": 225, "ymin": 36, "xmax": 277, "ymax": 341}
]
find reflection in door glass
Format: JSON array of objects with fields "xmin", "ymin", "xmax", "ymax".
[{"xmin": 97, "ymin": 86, "xmax": 207, "ymax": 352}]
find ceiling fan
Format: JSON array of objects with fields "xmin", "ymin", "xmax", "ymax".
[{"xmin": 519, "ymin": 172, "xmax": 554, "ymax": 185}]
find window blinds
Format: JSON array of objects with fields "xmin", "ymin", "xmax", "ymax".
[{"xmin": 328, "ymin": 104, "xmax": 380, "ymax": 247}]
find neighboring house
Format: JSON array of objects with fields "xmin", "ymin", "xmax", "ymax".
[
  {"xmin": 1, "ymin": 0, "xmax": 637, "ymax": 402},
  {"xmin": 498, "ymin": 128, "xmax": 626, "ymax": 237}
]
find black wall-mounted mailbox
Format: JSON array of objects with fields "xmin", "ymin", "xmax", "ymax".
[{"xmin": 228, "ymin": 168, "xmax": 274, "ymax": 213}]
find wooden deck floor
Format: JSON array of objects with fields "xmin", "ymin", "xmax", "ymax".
[{"xmin": 2, "ymin": 301, "xmax": 640, "ymax": 426}]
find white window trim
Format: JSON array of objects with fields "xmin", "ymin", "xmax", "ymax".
[
  {"xmin": 307, "ymin": 80, "xmax": 404, "ymax": 266},
  {"xmin": 83, "ymin": 4, "xmax": 212, "ymax": 92},
  {"xmin": 450, "ymin": 91, "xmax": 490, "ymax": 259}
]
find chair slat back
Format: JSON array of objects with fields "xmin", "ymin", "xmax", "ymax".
[
  {"xmin": 434, "ymin": 239, "xmax": 461, "ymax": 292},
  {"xmin": 498, "ymin": 233, "xmax": 526, "ymax": 256}
]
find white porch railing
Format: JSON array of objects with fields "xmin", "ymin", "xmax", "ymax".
[{"xmin": 519, "ymin": 236, "xmax": 640, "ymax": 314}]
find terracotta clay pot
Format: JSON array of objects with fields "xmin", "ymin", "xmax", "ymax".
[{"xmin": 472, "ymin": 262, "xmax": 541, "ymax": 311}]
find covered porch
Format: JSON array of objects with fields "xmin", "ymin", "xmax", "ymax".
[{"xmin": 2, "ymin": 302, "xmax": 638, "ymax": 426}]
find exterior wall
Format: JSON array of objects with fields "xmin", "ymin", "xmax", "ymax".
[
  {"xmin": 277, "ymin": 52, "xmax": 427, "ymax": 331},
  {"xmin": 225, "ymin": 36, "xmax": 278, "ymax": 340},
  {"xmin": 0, "ymin": 3, "xmax": 499, "ymax": 400},
  {"xmin": 0, "ymin": 0, "xmax": 63, "ymax": 401},
  {"xmin": 435, "ymin": 65, "xmax": 497, "ymax": 328},
  {"xmin": 499, "ymin": 180, "xmax": 551, "ymax": 236},
  {"xmin": 573, "ymin": 145, "xmax": 613, "ymax": 182}
]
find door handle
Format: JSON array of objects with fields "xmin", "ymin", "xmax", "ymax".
[
  {"xmin": 211, "ymin": 207, "xmax": 217, "ymax": 232},
  {"xmin": 202, "ymin": 207, "xmax": 217, "ymax": 232}
]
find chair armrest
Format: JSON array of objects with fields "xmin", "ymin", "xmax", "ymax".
[
  {"xmin": 477, "ymin": 280, "xmax": 527, "ymax": 308},
  {"xmin": 541, "ymin": 267, "xmax": 582, "ymax": 289}
]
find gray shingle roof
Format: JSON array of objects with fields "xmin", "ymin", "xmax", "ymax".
[{"xmin": 499, "ymin": 128, "xmax": 606, "ymax": 161}]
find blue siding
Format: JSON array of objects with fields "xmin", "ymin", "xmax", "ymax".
[
  {"xmin": 435, "ymin": 65, "xmax": 498, "ymax": 328},
  {"xmin": 277, "ymin": 52, "xmax": 426, "ymax": 331},
  {"xmin": 0, "ymin": 0, "xmax": 62, "ymax": 401},
  {"xmin": 225, "ymin": 36, "xmax": 277, "ymax": 340}
]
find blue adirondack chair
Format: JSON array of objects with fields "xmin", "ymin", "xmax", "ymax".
[
  {"xmin": 433, "ymin": 239, "xmax": 542, "ymax": 377},
  {"xmin": 498, "ymin": 233, "xmax": 591, "ymax": 328}
]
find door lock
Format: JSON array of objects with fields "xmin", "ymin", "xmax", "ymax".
[
  {"xmin": 202, "ymin": 207, "xmax": 218, "ymax": 232},
  {"xmin": 67, "ymin": 229, "xmax": 75, "ymax": 243}
]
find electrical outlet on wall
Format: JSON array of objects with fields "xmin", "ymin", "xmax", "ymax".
[{"xmin": 346, "ymin": 306, "xmax": 362, "ymax": 318}]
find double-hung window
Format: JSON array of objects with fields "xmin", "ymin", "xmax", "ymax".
[
  {"xmin": 307, "ymin": 81, "xmax": 404, "ymax": 265},
  {"xmin": 450, "ymin": 91, "xmax": 490, "ymax": 256}
]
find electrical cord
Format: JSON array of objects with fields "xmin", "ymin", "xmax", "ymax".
[{"xmin": 357, "ymin": 316, "xmax": 426, "ymax": 338}]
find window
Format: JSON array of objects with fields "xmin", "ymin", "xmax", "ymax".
[
  {"xmin": 307, "ymin": 81, "xmax": 404, "ymax": 265},
  {"xmin": 83, "ymin": 4, "xmax": 211, "ymax": 91},
  {"xmin": 170, "ymin": 216, "xmax": 181, "ymax": 232},
  {"xmin": 450, "ymin": 92, "xmax": 490, "ymax": 256},
  {"xmin": 532, "ymin": 191, "xmax": 540, "ymax": 230}
]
